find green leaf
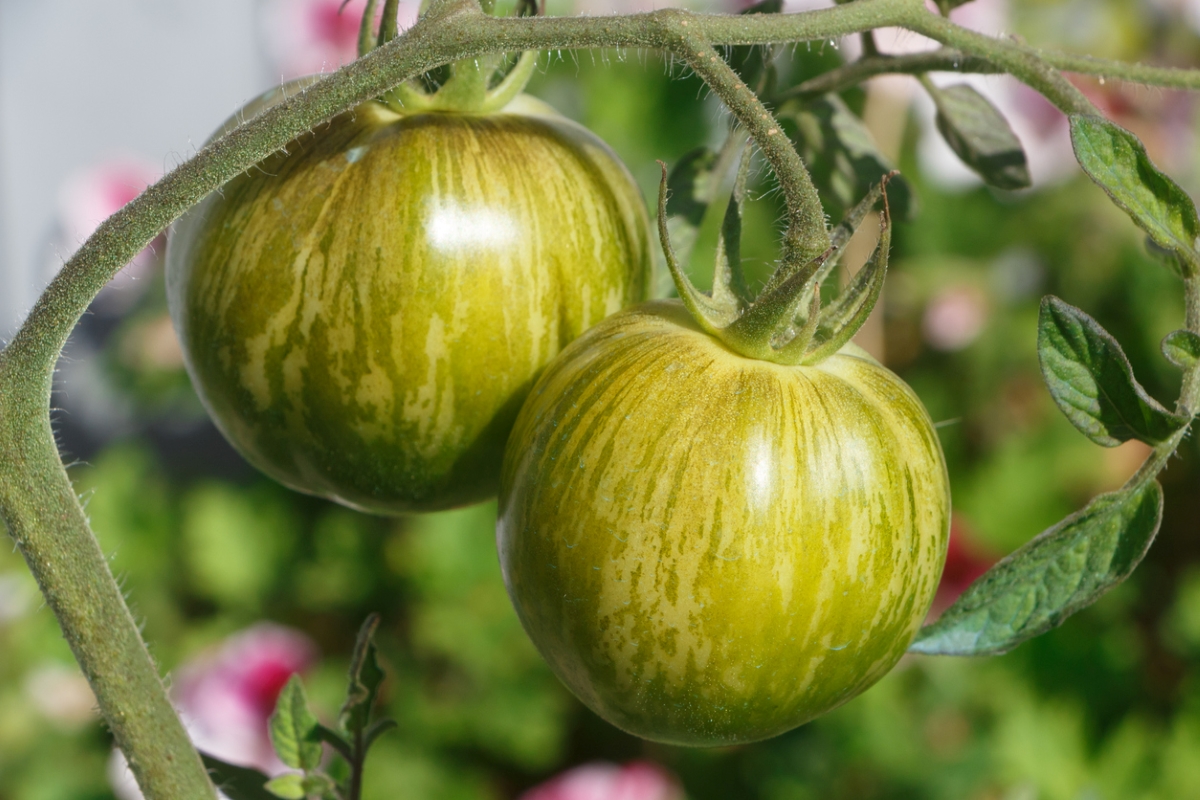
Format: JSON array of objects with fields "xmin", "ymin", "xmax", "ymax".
[
  {"xmin": 782, "ymin": 93, "xmax": 915, "ymax": 223},
  {"xmin": 270, "ymin": 676, "xmax": 323, "ymax": 771},
  {"xmin": 301, "ymin": 773, "xmax": 339, "ymax": 799},
  {"xmin": 340, "ymin": 613, "xmax": 387, "ymax": 736},
  {"xmin": 199, "ymin": 753, "xmax": 277, "ymax": 800},
  {"xmin": 911, "ymin": 479, "xmax": 1164, "ymax": 656},
  {"xmin": 264, "ymin": 774, "xmax": 306, "ymax": 800},
  {"xmin": 1070, "ymin": 115, "xmax": 1200, "ymax": 275},
  {"xmin": 1038, "ymin": 296, "xmax": 1187, "ymax": 446},
  {"xmin": 925, "ymin": 82, "xmax": 1030, "ymax": 190},
  {"xmin": 1163, "ymin": 329, "xmax": 1200, "ymax": 371}
]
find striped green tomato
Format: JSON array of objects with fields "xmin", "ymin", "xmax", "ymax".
[
  {"xmin": 166, "ymin": 93, "xmax": 650, "ymax": 514},
  {"xmin": 498, "ymin": 300, "xmax": 950, "ymax": 745}
]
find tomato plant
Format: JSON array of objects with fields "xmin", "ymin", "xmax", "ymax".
[{"xmin": 166, "ymin": 56, "xmax": 651, "ymax": 514}]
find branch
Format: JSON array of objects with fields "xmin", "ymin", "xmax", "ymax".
[{"xmin": 782, "ymin": 49, "xmax": 998, "ymax": 98}]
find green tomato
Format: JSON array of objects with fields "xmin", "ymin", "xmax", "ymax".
[
  {"xmin": 167, "ymin": 92, "xmax": 651, "ymax": 514},
  {"xmin": 498, "ymin": 300, "xmax": 950, "ymax": 745}
]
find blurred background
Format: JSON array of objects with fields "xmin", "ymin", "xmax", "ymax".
[{"xmin": 4, "ymin": 0, "xmax": 1200, "ymax": 797}]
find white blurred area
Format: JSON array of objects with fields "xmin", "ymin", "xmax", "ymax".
[{"xmin": 0, "ymin": 0, "xmax": 268, "ymax": 339}]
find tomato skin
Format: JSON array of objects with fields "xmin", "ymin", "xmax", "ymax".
[
  {"xmin": 167, "ymin": 96, "xmax": 650, "ymax": 514},
  {"xmin": 498, "ymin": 300, "xmax": 950, "ymax": 745}
]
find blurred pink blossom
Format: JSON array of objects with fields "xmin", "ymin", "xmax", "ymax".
[
  {"xmin": 173, "ymin": 623, "xmax": 318, "ymax": 771},
  {"xmin": 260, "ymin": 0, "xmax": 418, "ymax": 80},
  {"xmin": 922, "ymin": 284, "xmax": 989, "ymax": 351},
  {"xmin": 110, "ymin": 624, "xmax": 317, "ymax": 800},
  {"xmin": 521, "ymin": 761, "xmax": 684, "ymax": 800}
]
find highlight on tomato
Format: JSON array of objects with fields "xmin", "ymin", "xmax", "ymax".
[
  {"xmin": 166, "ymin": 5, "xmax": 651, "ymax": 514},
  {"xmin": 497, "ymin": 170, "xmax": 951, "ymax": 746}
]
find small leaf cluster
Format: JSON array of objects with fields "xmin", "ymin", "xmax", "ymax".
[{"xmin": 203, "ymin": 616, "xmax": 395, "ymax": 800}]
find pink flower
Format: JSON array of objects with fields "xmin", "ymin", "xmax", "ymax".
[
  {"xmin": 922, "ymin": 283, "xmax": 989, "ymax": 351},
  {"xmin": 521, "ymin": 761, "xmax": 684, "ymax": 800},
  {"xmin": 260, "ymin": 0, "xmax": 419, "ymax": 80},
  {"xmin": 173, "ymin": 624, "xmax": 318, "ymax": 772}
]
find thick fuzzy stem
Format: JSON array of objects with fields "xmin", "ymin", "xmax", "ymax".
[{"xmin": 670, "ymin": 24, "xmax": 830, "ymax": 268}]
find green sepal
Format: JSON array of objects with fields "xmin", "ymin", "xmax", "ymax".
[
  {"xmin": 377, "ymin": 0, "xmax": 401, "ymax": 46},
  {"xmin": 780, "ymin": 93, "xmax": 915, "ymax": 223},
  {"xmin": 799, "ymin": 185, "xmax": 892, "ymax": 364},
  {"xmin": 723, "ymin": 247, "xmax": 832, "ymax": 358},
  {"xmin": 355, "ymin": 0, "xmax": 381, "ymax": 57},
  {"xmin": 711, "ymin": 144, "xmax": 754, "ymax": 310},
  {"xmin": 657, "ymin": 163, "xmax": 741, "ymax": 332},
  {"xmin": 339, "ymin": 614, "xmax": 386, "ymax": 737},
  {"xmin": 264, "ymin": 774, "xmax": 306, "ymax": 800},
  {"xmin": 923, "ymin": 81, "xmax": 1030, "ymax": 190},
  {"xmin": 664, "ymin": 130, "xmax": 751, "ymax": 304},
  {"xmin": 911, "ymin": 479, "xmax": 1163, "ymax": 656},
  {"xmin": 270, "ymin": 676, "xmax": 323, "ymax": 772},
  {"xmin": 1163, "ymin": 329, "xmax": 1200, "ymax": 371},
  {"xmin": 1070, "ymin": 115, "xmax": 1200, "ymax": 277},
  {"xmin": 663, "ymin": 146, "xmax": 718, "ymax": 283},
  {"xmin": 1038, "ymin": 296, "xmax": 1187, "ymax": 446},
  {"xmin": 199, "ymin": 752, "xmax": 277, "ymax": 800}
]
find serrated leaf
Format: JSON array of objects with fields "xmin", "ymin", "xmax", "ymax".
[
  {"xmin": 911, "ymin": 479, "xmax": 1163, "ymax": 656},
  {"xmin": 926, "ymin": 82, "xmax": 1030, "ymax": 190},
  {"xmin": 340, "ymin": 614, "xmax": 386, "ymax": 736},
  {"xmin": 264, "ymin": 774, "xmax": 306, "ymax": 800},
  {"xmin": 270, "ymin": 676, "xmax": 322, "ymax": 771},
  {"xmin": 1162, "ymin": 329, "xmax": 1200, "ymax": 371},
  {"xmin": 200, "ymin": 753, "xmax": 277, "ymax": 800},
  {"xmin": 1038, "ymin": 296, "xmax": 1187, "ymax": 446},
  {"xmin": 1070, "ymin": 115, "xmax": 1200, "ymax": 275},
  {"xmin": 782, "ymin": 94, "xmax": 915, "ymax": 223}
]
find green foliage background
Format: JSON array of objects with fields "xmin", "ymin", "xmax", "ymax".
[{"xmin": 4, "ymin": 0, "xmax": 1200, "ymax": 797}]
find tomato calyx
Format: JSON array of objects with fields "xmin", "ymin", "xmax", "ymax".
[
  {"xmin": 658, "ymin": 150, "xmax": 895, "ymax": 367},
  {"xmin": 353, "ymin": 0, "xmax": 537, "ymax": 115}
]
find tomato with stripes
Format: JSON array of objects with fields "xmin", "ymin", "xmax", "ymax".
[
  {"xmin": 497, "ymin": 300, "xmax": 950, "ymax": 745},
  {"xmin": 167, "ymin": 92, "xmax": 651, "ymax": 514}
]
